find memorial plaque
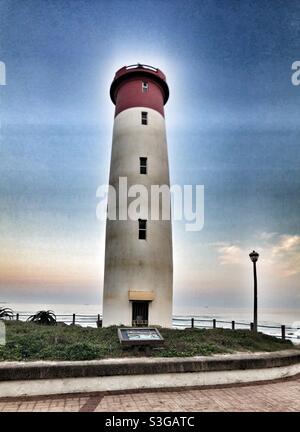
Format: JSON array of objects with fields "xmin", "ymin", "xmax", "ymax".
[{"xmin": 118, "ymin": 327, "xmax": 164, "ymax": 347}]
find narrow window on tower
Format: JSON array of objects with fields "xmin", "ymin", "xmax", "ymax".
[
  {"xmin": 140, "ymin": 157, "xmax": 147, "ymax": 174},
  {"xmin": 138, "ymin": 219, "xmax": 147, "ymax": 240},
  {"xmin": 141, "ymin": 111, "xmax": 148, "ymax": 125},
  {"xmin": 142, "ymin": 82, "xmax": 148, "ymax": 93}
]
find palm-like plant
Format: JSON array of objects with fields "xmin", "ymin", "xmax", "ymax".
[
  {"xmin": 0, "ymin": 307, "xmax": 14, "ymax": 320},
  {"xmin": 27, "ymin": 310, "xmax": 57, "ymax": 325}
]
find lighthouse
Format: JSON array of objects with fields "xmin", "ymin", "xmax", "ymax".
[{"xmin": 102, "ymin": 64, "xmax": 173, "ymax": 328}]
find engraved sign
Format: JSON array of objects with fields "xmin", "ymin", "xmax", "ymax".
[{"xmin": 118, "ymin": 327, "xmax": 164, "ymax": 347}]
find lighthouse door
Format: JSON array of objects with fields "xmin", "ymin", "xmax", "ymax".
[{"xmin": 132, "ymin": 301, "xmax": 149, "ymax": 327}]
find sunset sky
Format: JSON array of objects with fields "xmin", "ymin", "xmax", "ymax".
[{"xmin": 0, "ymin": 0, "xmax": 299, "ymax": 311}]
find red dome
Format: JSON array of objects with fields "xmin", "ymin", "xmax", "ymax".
[{"xmin": 110, "ymin": 64, "xmax": 169, "ymax": 117}]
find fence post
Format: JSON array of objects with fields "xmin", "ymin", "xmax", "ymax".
[
  {"xmin": 16, "ymin": 313, "xmax": 19, "ymax": 321},
  {"xmin": 213, "ymin": 319, "xmax": 216, "ymax": 329},
  {"xmin": 72, "ymin": 314, "xmax": 76, "ymax": 325},
  {"xmin": 96, "ymin": 314, "xmax": 102, "ymax": 328},
  {"xmin": 232, "ymin": 320, "xmax": 235, "ymax": 330},
  {"xmin": 281, "ymin": 325, "xmax": 286, "ymax": 340},
  {"xmin": 191, "ymin": 318, "xmax": 194, "ymax": 329},
  {"xmin": 250, "ymin": 322, "xmax": 254, "ymax": 331}
]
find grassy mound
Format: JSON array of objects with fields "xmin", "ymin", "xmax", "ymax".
[{"xmin": 0, "ymin": 320, "xmax": 294, "ymax": 361}]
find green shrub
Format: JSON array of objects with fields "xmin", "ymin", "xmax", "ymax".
[{"xmin": 0, "ymin": 321, "xmax": 295, "ymax": 361}]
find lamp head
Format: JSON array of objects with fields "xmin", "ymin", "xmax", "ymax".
[{"xmin": 249, "ymin": 250, "xmax": 259, "ymax": 262}]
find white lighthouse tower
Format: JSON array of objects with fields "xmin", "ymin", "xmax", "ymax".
[{"xmin": 102, "ymin": 64, "xmax": 173, "ymax": 328}]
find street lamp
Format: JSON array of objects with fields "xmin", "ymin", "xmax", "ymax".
[{"xmin": 249, "ymin": 250, "xmax": 259, "ymax": 332}]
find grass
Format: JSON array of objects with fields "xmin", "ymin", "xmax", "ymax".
[{"xmin": 0, "ymin": 320, "xmax": 294, "ymax": 362}]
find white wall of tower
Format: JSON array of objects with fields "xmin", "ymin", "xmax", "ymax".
[{"xmin": 102, "ymin": 107, "xmax": 173, "ymax": 327}]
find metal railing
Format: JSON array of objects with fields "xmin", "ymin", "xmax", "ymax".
[
  {"xmin": 172, "ymin": 317, "xmax": 300, "ymax": 341},
  {"xmin": 132, "ymin": 319, "xmax": 148, "ymax": 327},
  {"xmin": 13, "ymin": 313, "xmax": 101, "ymax": 326},
  {"xmin": 8, "ymin": 313, "xmax": 300, "ymax": 341},
  {"xmin": 126, "ymin": 64, "xmax": 158, "ymax": 72}
]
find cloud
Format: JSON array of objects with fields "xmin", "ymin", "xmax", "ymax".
[
  {"xmin": 271, "ymin": 234, "xmax": 300, "ymax": 277},
  {"xmin": 217, "ymin": 244, "xmax": 243, "ymax": 265},
  {"xmin": 214, "ymin": 233, "xmax": 300, "ymax": 278},
  {"xmin": 272, "ymin": 235, "xmax": 300, "ymax": 256},
  {"xmin": 257, "ymin": 231, "xmax": 278, "ymax": 241}
]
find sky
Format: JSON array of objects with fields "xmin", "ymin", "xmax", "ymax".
[{"xmin": 0, "ymin": 0, "xmax": 299, "ymax": 312}]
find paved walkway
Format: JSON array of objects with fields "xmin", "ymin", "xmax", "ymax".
[{"xmin": 0, "ymin": 377, "xmax": 299, "ymax": 412}]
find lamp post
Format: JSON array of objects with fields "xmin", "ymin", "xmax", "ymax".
[{"xmin": 249, "ymin": 250, "xmax": 259, "ymax": 332}]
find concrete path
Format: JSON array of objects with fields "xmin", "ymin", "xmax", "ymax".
[{"xmin": 0, "ymin": 377, "xmax": 299, "ymax": 412}]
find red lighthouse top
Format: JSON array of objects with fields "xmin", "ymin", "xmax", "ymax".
[{"xmin": 110, "ymin": 64, "xmax": 169, "ymax": 118}]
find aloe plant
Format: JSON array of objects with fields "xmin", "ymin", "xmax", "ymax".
[
  {"xmin": 0, "ymin": 307, "xmax": 14, "ymax": 320},
  {"xmin": 27, "ymin": 310, "xmax": 57, "ymax": 325}
]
